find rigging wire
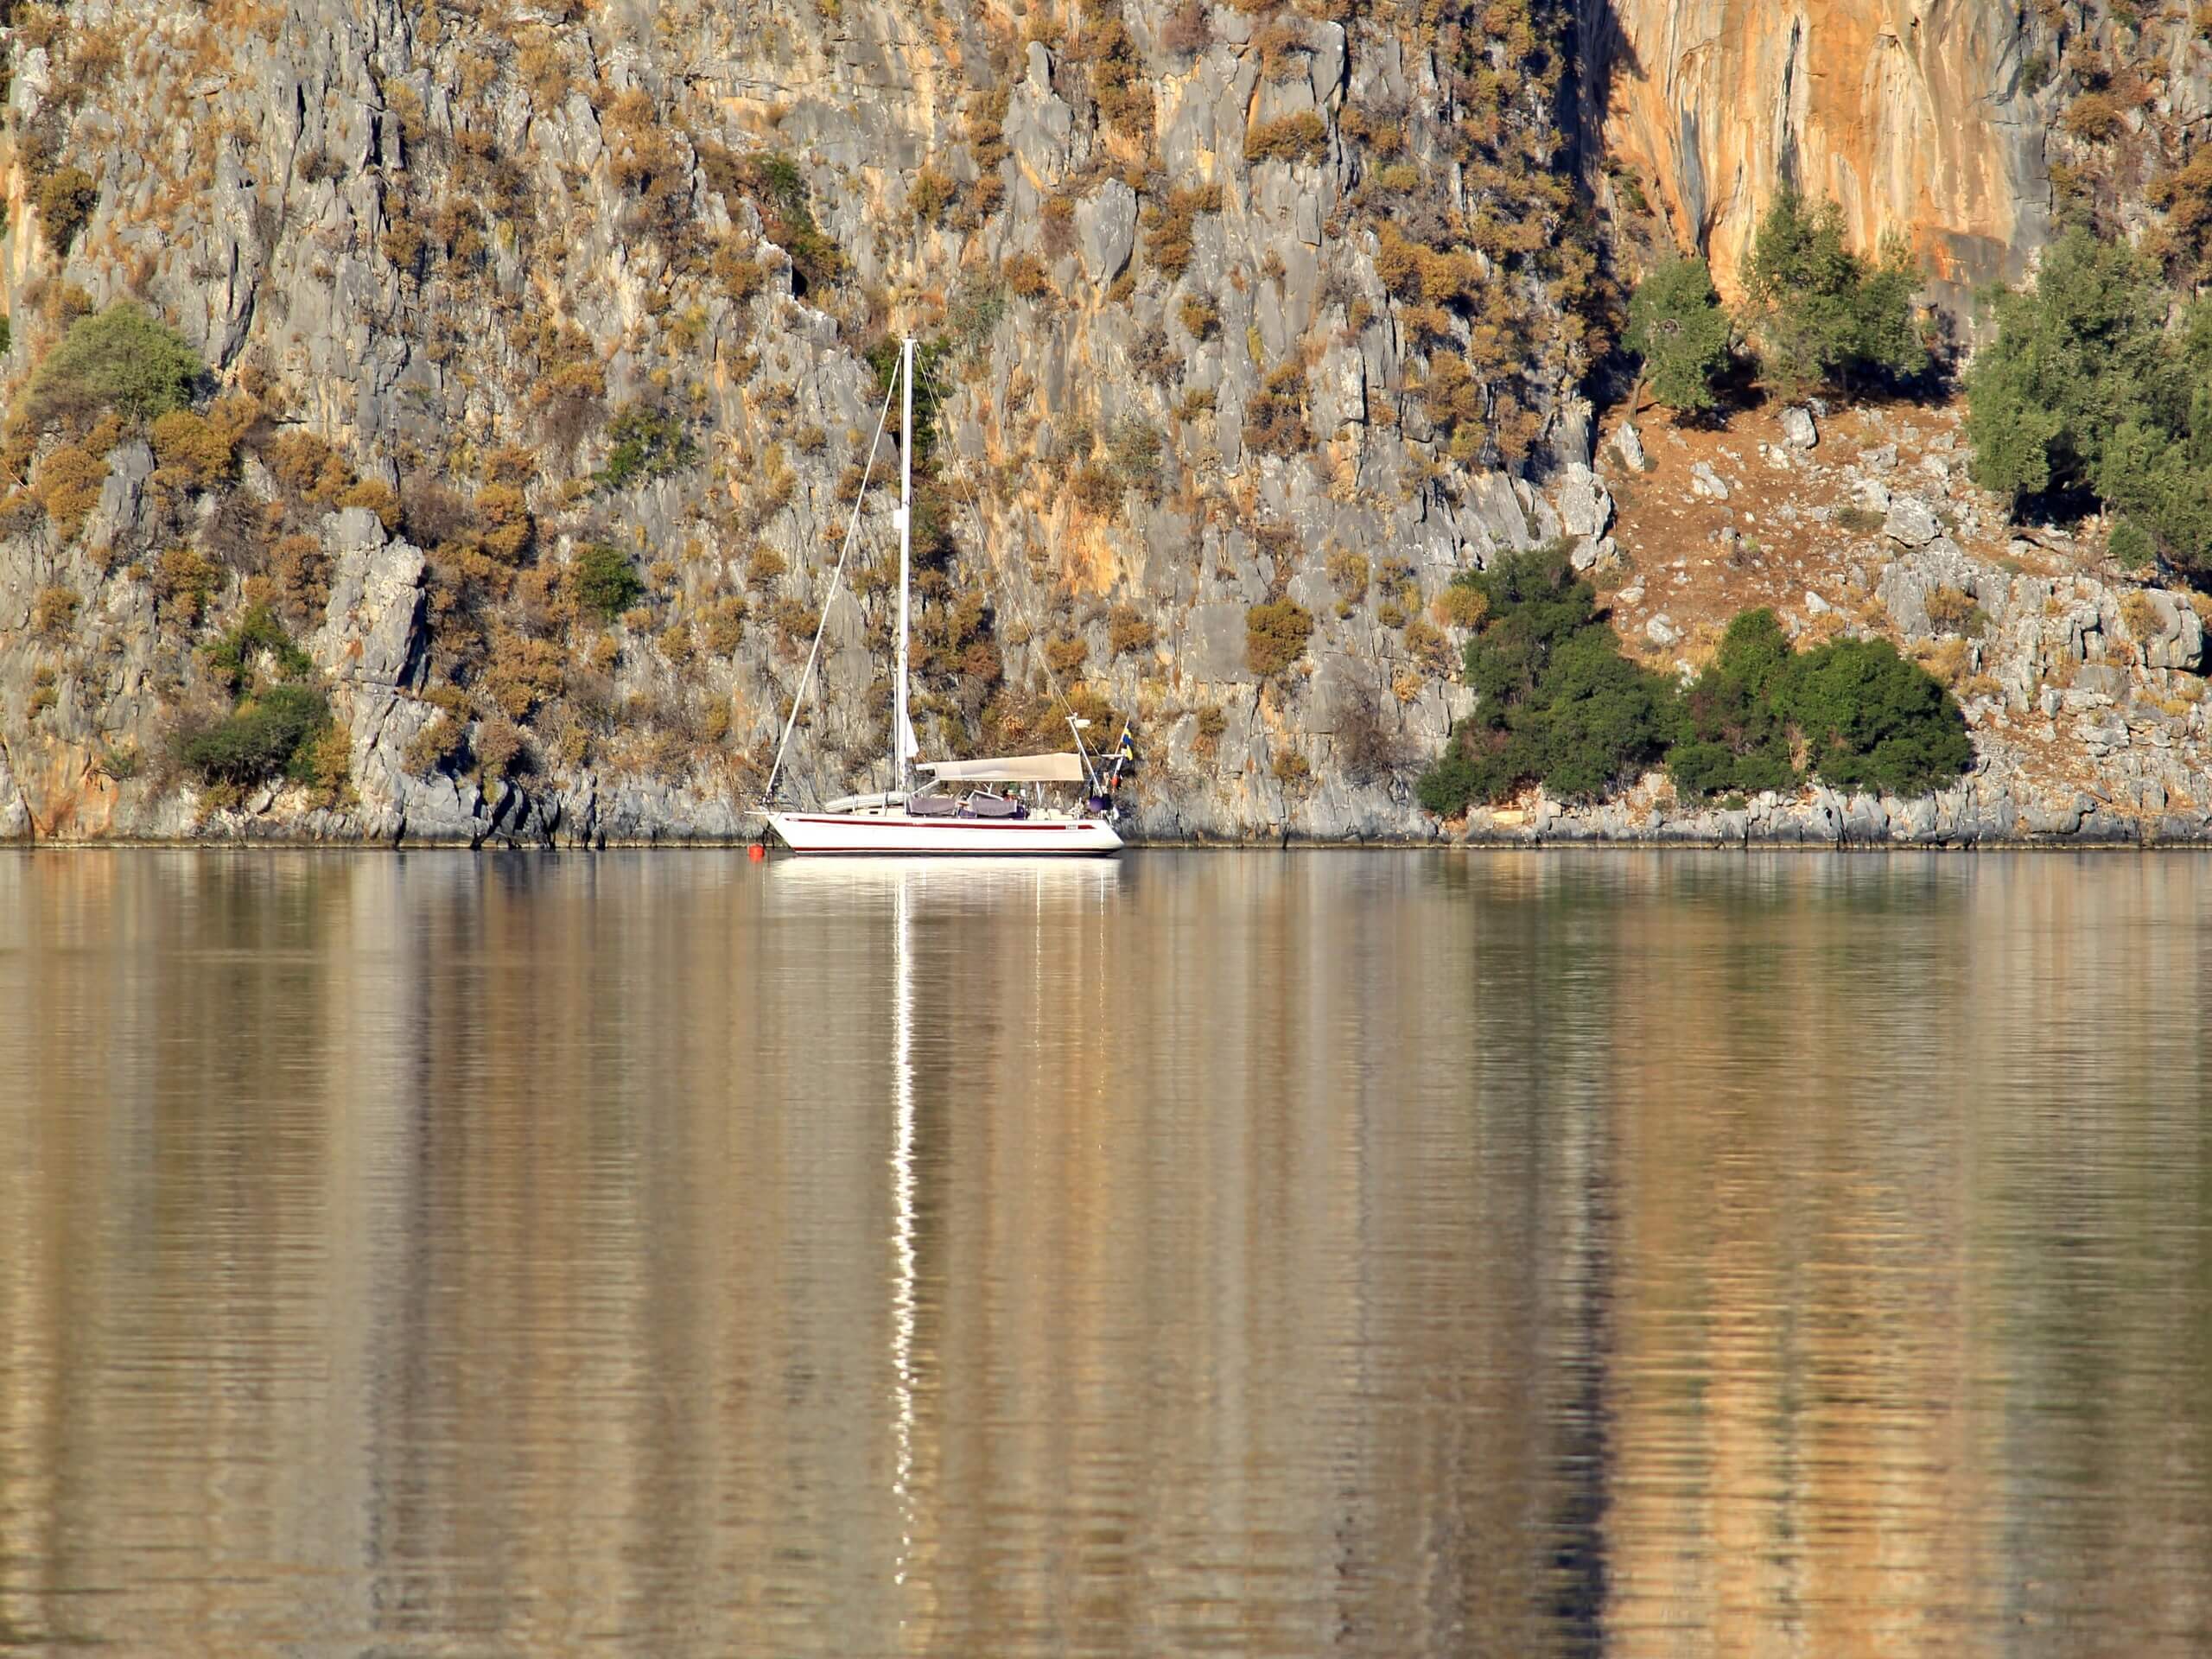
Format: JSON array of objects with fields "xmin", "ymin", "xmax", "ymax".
[{"xmin": 760, "ymin": 369, "xmax": 900, "ymax": 807}]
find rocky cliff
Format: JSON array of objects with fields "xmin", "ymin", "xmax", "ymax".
[
  {"xmin": 1592, "ymin": 1, "xmax": 2212, "ymax": 319},
  {"xmin": 0, "ymin": 0, "xmax": 2207, "ymax": 846},
  {"xmin": 1, "ymin": 0, "xmax": 1623, "ymax": 843},
  {"xmin": 1588, "ymin": 0, "xmax": 2054, "ymax": 315}
]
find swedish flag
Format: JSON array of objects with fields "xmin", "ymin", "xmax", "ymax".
[{"xmin": 1116, "ymin": 726, "xmax": 1137, "ymax": 765}]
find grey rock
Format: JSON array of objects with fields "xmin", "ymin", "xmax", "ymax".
[
  {"xmin": 1863, "ymin": 442, "xmax": 1897, "ymax": 472},
  {"xmin": 1644, "ymin": 613, "xmax": 1681, "ymax": 647},
  {"xmin": 2120, "ymin": 586, "xmax": 2206, "ymax": 671},
  {"xmin": 2024, "ymin": 794, "xmax": 2088, "ymax": 836},
  {"xmin": 1689, "ymin": 461, "xmax": 1729, "ymax": 500},
  {"xmin": 0, "ymin": 744, "xmax": 28, "ymax": 841},
  {"xmin": 1074, "ymin": 179, "xmax": 1137, "ymax": 286},
  {"xmin": 1553, "ymin": 398, "xmax": 1593, "ymax": 467},
  {"xmin": 312, "ymin": 510, "xmax": 425, "ymax": 686},
  {"xmin": 82, "ymin": 442, "xmax": 154, "ymax": 563},
  {"xmin": 2075, "ymin": 709, "xmax": 2131, "ymax": 757},
  {"xmin": 1885, "ymin": 494, "xmax": 1942, "ymax": 546},
  {"xmin": 1780, "ymin": 405, "xmax": 1818, "ymax": 449},
  {"xmin": 1612, "ymin": 420, "xmax": 1645, "ymax": 471},
  {"xmin": 1554, "ymin": 462, "xmax": 1611, "ymax": 541},
  {"xmin": 1462, "ymin": 472, "xmax": 1532, "ymax": 551},
  {"xmin": 1184, "ymin": 601, "xmax": 1258, "ymax": 683}
]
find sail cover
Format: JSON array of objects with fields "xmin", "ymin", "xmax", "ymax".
[{"xmin": 917, "ymin": 753, "xmax": 1088, "ymax": 783}]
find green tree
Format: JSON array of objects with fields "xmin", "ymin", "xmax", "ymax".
[
  {"xmin": 1773, "ymin": 636, "xmax": 1973, "ymax": 795},
  {"xmin": 1669, "ymin": 608, "xmax": 1799, "ymax": 798},
  {"xmin": 1966, "ymin": 228, "xmax": 2212, "ymax": 575},
  {"xmin": 204, "ymin": 603, "xmax": 314, "ymax": 694},
  {"xmin": 22, "ymin": 302, "xmax": 204, "ymax": 434},
  {"xmin": 1744, "ymin": 189, "xmax": 1928, "ymax": 396},
  {"xmin": 1964, "ymin": 227, "xmax": 2168, "ymax": 505},
  {"xmin": 180, "ymin": 684, "xmax": 332, "ymax": 788},
  {"xmin": 1625, "ymin": 257, "xmax": 1732, "ymax": 414},
  {"xmin": 573, "ymin": 542, "xmax": 645, "ymax": 618},
  {"xmin": 1416, "ymin": 547, "xmax": 1676, "ymax": 812}
]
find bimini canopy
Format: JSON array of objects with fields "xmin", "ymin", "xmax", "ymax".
[{"xmin": 917, "ymin": 753, "xmax": 1089, "ymax": 784}]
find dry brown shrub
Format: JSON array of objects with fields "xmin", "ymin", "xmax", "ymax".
[
  {"xmin": 269, "ymin": 533, "xmax": 330, "ymax": 628},
  {"xmin": 1335, "ymin": 687, "xmax": 1406, "ymax": 784},
  {"xmin": 149, "ymin": 409, "xmax": 234, "ymax": 492},
  {"xmin": 1107, "ymin": 605, "xmax": 1157, "ymax": 657},
  {"xmin": 476, "ymin": 482, "xmax": 533, "ymax": 562},
  {"xmin": 1044, "ymin": 632, "xmax": 1091, "ymax": 676},
  {"xmin": 269, "ymin": 430, "xmax": 354, "ymax": 504},
  {"xmin": 1245, "ymin": 112, "xmax": 1326, "ymax": 164},
  {"xmin": 1143, "ymin": 183, "xmax": 1222, "ymax": 279},
  {"xmin": 35, "ymin": 167, "xmax": 98, "ymax": 251},
  {"xmin": 153, "ymin": 545, "xmax": 222, "ymax": 626},
  {"xmin": 34, "ymin": 442, "xmax": 109, "ymax": 543},
  {"xmin": 1246, "ymin": 599, "xmax": 1313, "ymax": 677},
  {"xmin": 480, "ymin": 629, "xmax": 565, "ymax": 719},
  {"xmin": 1005, "ymin": 252, "xmax": 1052, "ymax": 298},
  {"xmin": 32, "ymin": 584, "xmax": 79, "ymax": 641},
  {"xmin": 1243, "ymin": 363, "xmax": 1311, "ymax": 456},
  {"xmin": 340, "ymin": 478, "xmax": 403, "ymax": 531}
]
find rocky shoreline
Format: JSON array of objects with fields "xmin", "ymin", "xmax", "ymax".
[{"xmin": 9, "ymin": 782, "xmax": 2204, "ymax": 849}]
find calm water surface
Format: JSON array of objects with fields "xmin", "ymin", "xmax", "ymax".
[{"xmin": 0, "ymin": 850, "xmax": 2208, "ymax": 1656}]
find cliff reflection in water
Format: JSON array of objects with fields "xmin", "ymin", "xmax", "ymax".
[{"xmin": 0, "ymin": 850, "xmax": 2207, "ymax": 1656}]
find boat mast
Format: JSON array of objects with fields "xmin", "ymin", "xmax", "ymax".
[{"xmin": 893, "ymin": 336, "xmax": 914, "ymax": 795}]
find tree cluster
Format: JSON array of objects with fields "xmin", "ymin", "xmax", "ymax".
[
  {"xmin": 1965, "ymin": 226, "xmax": 2212, "ymax": 579},
  {"xmin": 1416, "ymin": 550, "xmax": 1973, "ymax": 816},
  {"xmin": 1626, "ymin": 191, "xmax": 1929, "ymax": 416}
]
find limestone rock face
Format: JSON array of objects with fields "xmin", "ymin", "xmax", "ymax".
[
  {"xmin": 1592, "ymin": 0, "xmax": 2053, "ymax": 314},
  {"xmin": 4, "ymin": 0, "xmax": 2207, "ymax": 845},
  {"xmin": 0, "ymin": 0, "xmax": 1617, "ymax": 844}
]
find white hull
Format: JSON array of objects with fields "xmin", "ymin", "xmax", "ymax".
[{"xmin": 766, "ymin": 809, "xmax": 1122, "ymax": 855}]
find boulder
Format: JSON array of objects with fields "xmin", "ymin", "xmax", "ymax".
[
  {"xmin": 1554, "ymin": 462, "xmax": 1612, "ymax": 540},
  {"xmin": 1780, "ymin": 405, "xmax": 1818, "ymax": 449},
  {"xmin": 2120, "ymin": 587, "xmax": 2206, "ymax": 671},
  {"xmin": 1644, "ymin": 613, "xmax": 1681, "ymax": 647},
  {"xmin": 82, "ymin": 442, "xmax": 155, "ymax": 563},
  {"xmin": 1689, "ymin": 461, "xmax": 1729, "ymax": 500},
  {"xmin": 1884, "ymin": 494, "xmax": 1941, "ymax": 546},
  {"xmin": 1612, "ymin": 420, "xmax": 1645, "ymax": 471}
]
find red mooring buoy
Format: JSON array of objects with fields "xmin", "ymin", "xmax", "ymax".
[{"xmin": 748, "ymin": 843, "xmax": 767, "ymax": 861}]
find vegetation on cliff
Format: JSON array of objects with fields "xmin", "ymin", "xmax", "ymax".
[
  {"xmin": 1966, "ymin": 227, "xmax": 2212, "ymax": 579},
  {"xmin": 1418, "ymin": 555, "xmax": 1973, "ymax": 816},
  {"xmin": 1416, "ymin": 549, "xmax": 1675, "ymax": 811},
  {"xmin": 1624, "ymin": 257, "xmax": 1731, "ymax": 416},
  {"xmin": 1623, "ymin": 191, "xmax": 1926, "ymax": 414}
]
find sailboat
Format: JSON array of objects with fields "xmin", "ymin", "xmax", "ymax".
[{"xmin": 760, "ymin": 339, "xmax": 1126, "ymax": 855}]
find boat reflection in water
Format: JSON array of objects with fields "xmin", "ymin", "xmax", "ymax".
[{"xmin": 5, "ymin": 851, "xmax": 2210, "ymax": 1656}]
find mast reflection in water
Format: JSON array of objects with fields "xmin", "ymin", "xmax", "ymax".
[{"xmin": 0, "ymin": 849, "xmax": 2207, "ymax": 1656}]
